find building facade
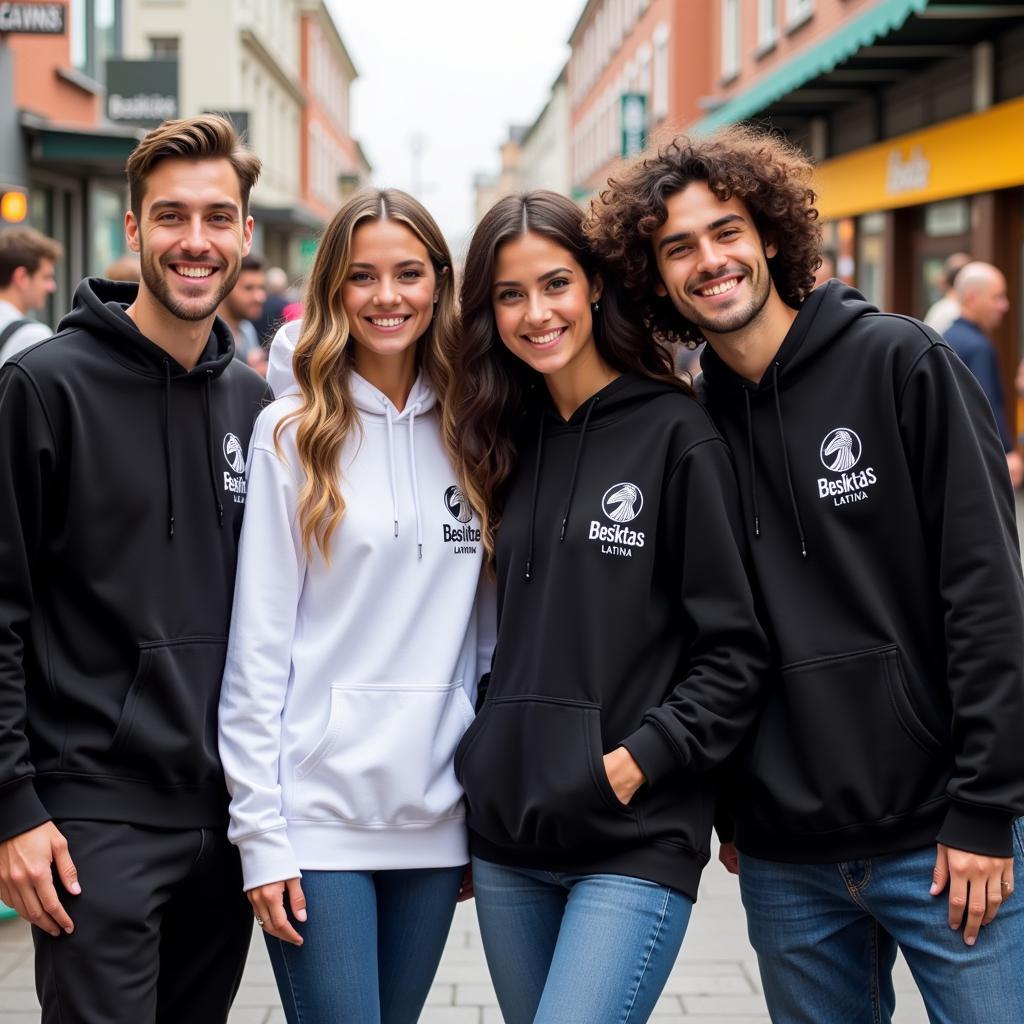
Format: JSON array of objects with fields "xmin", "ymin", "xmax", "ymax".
[
  {"xmin": 519, "ymin": 64, "xmax": 572, "ymax": 198},
  {"xmin": 693, "ymin": 0, "xmax": 1024, "ymax": 438}
]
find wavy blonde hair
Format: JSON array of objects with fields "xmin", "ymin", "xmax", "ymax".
[{"xmin": 275, "ymin": 188, "xmax": 457, "ymax": 561}]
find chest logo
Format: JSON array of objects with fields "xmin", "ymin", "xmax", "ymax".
[
  {"xmin": 444, "ymin": 485, "xmax": 473, "ymax": 523},
  {"xmin": 223, "ymin": 432, "xmax": 245, "ymax": 474},
  {"xmin": 819, "ymin": 428, "xmax": 861, "ymax": 472},
  {"xmin": 816, "ymin": 427, "xmax": 877, "ymax": 508},
  {"xmin": 601, "ymin": 482, "xmax": 643, "ymax": 523}
]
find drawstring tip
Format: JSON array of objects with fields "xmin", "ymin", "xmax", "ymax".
[
  {"xmin": 801, "ymin": 541, "xmax": 808, "ymax": 558},
  {"xmin": 168, "ymin": 516, "xmax": 175, "ymax": 539},
  {"xmin": 394, "ymin": 521, "xmax": 399, "ymax": 538},
  {"xmin": 417, "ymin": 543, "xmax": 422, "ymax": 560},
  {"xmin": 754, "ymin": 516, "xmax": 761, "ymax": 538},
  {"xmin": 217, "ymin": 503, "xmax": 224, "ymax": 528},
  {"xmin": 559, "ymin": 518, "xmax": 568, "ymax": 542},
  {"xmin": 524, "ymin": 561, "xmax": 532, "ymax": 582}
]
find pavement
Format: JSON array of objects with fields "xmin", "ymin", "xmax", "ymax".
[{"xmin": 2, "ymin": 498, "xmax": 1020, "ymax": 1021}]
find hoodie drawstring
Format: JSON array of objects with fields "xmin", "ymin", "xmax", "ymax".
[
  {"xmin": 203, "ymin": 371, "xmax": 225, "ymax": 529},
  {"xmin": 162, "ymin": 360, "xmax": 175, "ymax": 538},
  {"xmin": 406, "ymin": 404, "xmax": 423, "ymax": 560},
  {"xmin": 385, "ymin": 405, "xmax": 400, "ymax": 538},
  {"xmin": 384, "ymin": 400, "xmax": 424, "ymax": 559},
  {"xmin": 742, "ymin": 387, "xmax": 761, "ymax": 538},
  {"xmin": 559, "ymin": 396, "xmax": 598, "ymax": 542},
  {"xmin": 524, "ymin": 414, "xmax": 546, "ymax": 581},
  {"xmin": 771, "ymin": 362, "xmax": 807, "ymax": 558}
]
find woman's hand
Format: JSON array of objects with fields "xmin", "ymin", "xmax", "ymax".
[
  {"xmin": 457, "ymin": 864, "xmax": 474, "ymax": 903},
  {"xmin": 248, "ymin": 877, "xmax": 307, "ymax": 946},
  {"xmin": 603, "ymin": 746, "xmax": 647, "ymax": 805}
]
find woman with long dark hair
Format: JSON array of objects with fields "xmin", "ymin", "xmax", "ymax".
[
  {"xmin": 218, "ymin": 188, "xmax": 492, "ymax": 1023},
  {"xmin": 447, "ymin": 190, "xmax": 769, "ymax": 1024}
]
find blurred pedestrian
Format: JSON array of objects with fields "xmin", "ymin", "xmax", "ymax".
[
  {"xmin": 588, "ymin": 126, "xmax": 1024, "ymax": 1024},
  {"xmin": 0, "ymin": 115, "xmax": 268, "ymax": 1024},
  {"xmin": 218, "ymin": 252, "xmax": 267, "ymax": 375},
  {"xmin": 0, "ymin": 226, "xmax": 62, "ymax": 364},
  {"xmin": 944, "ymin": 261, "xmax": 1021, "ymax": 487},
  {"xmin": 254, "ymin": 264, "xmax": 289, "ymax": 344},
  {"xmin": 924, "ymin": 251, "xmax": 971, "ymax": 335},
  {"xmin": 102, "ymin": 253, "xmax": 141, "ymax": 283},
  {"xmin": 449, "ymin": 191, "xmax": 768, "ymax": 1024},
  {"xmin": 219, "ymin": 188, "xmax": 493, "ymax": 1024}
]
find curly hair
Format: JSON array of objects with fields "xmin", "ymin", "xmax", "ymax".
[
  {"xmin": 585, "ymin": 125, "xmax": 821, "ymax": 346},
  {"xmin": 448, "ymin": 190, "xmax": 684, "ymax": 565}
]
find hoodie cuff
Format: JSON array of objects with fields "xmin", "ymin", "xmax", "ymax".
[
  {"xmin": 0, "ymin": 777, "xmax": 51, "ymax": 844},
  {"xmin": 236, "ymin": 828, "xmax": 302, "ymax": 892},
  {"xmin": 936, "ymin": 802, "xmax": 1015, "ymax": 858},
  {"xmin": 621, "ymin": 722, "xmax": 680, "ymax": 787}
]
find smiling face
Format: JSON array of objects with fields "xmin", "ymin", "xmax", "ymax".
[
  {"xmin": 126, "ymin": 157, "xmax": 253, "ymax": 323},
  {"xmin": 341, "ymin": 218, "xmax": 438, "ymax": 363},
  {"xmin": 491, "ymin": 231, "xmax": 602, "ymax": 384},
  {"xmin": 651, "ymin": 181, "xmax": 777, "ymax": 339}
]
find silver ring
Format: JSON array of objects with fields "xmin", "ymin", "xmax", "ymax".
[{"xmin": 254, "ymin": 914, "xmax": 265, "ymax": 926}]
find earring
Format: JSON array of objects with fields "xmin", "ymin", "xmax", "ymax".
[{"xmin": 592, "ymin": 301, "xmax": 600, "ymax": 312}]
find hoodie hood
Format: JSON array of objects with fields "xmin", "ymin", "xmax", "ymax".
[
  {"xmin": 698, "ymin": 282, "xmax": 878, "ymax": 556},
  {"xmin": 59, "ymin": 277, "xmax": 236, "ymax": 378}
]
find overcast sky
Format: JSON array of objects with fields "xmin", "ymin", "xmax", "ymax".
[{"xmin": 326, "ymin": 0, "xmax": 582, "ymax": 255}]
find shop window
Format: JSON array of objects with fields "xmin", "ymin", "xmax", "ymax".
[
  {"xmin": 924, "ymin": 199, "xmax": 969, "ymax": 238},
  {"xmin": 150, "ymin": 37, "xmax": 180, "ymax": 59},
  {"xmin": 856, "ymin": 212, "xmax": 886, "ymax": 311},
  {"xmin": 72, "ymin": 0, "xmax": 122, "ymax": 85}
]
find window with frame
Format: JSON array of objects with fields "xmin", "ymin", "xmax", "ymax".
[
  {"xmin": 758, "ymin": 0, "xmax": 778, "ymax": 51},
  {"xmin": 71, "ymin": 0, "xmax": 122, "ymax": 84},
  {"xmin": 785, "ymin": 0, "xmax": 814, "ymax": 31},
  {"xmin": 722, "ymin": 0, "xmax": 741, "ymax": 81}
]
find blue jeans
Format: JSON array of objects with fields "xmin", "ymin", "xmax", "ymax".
[
  {"xmin": 472, "ymin": 857, "xmax": 692, "ymax": 1024},
  {"xmin": 265, "ymin": 866, "xmax": 463, "ymax": 1024},
  {"xmin": 739, "ymin": 818, "xmax": 1024, "ymax": 1024}
]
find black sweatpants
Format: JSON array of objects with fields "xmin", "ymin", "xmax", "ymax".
[{"xmin": 33, "ymin": 819, "xmax": 252, "ymax": 1024}]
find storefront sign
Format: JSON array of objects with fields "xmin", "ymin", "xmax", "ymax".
[
  {"xmin": 814, "ymin": 95, "xmax": 1024, "ymax": 220},
  {"xmin": 0, "ymin": 2, "xmax": 65, "ymax": 34},
  {"xmin": 621, "ymin": 93, "xmax": 647, "ymax": 158},
  {"xmin": 105, "ymin": 60, "xmax": 178, "ymax": 128}
]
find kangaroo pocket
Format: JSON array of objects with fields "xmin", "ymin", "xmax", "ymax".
[
  {"xmin": 456, "ymin": 697, "xmax": 640, "ymax": 854},
  {"xmin": 109, "ymin": 636, "xmax": 228, "ymax": 786},
  {"xmin": 746, "ymin": 644, "xmax": 946, "ymax": 834},
  {"xmin": 289, "ymin": 680, "xmax": 475, "ymax": 825}
]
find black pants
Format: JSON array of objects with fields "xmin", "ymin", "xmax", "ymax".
[{"xmin": 33, "ymin": 820, "xmax": 252, "ymax": 1024}]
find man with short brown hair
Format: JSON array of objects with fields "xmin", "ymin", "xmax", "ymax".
[
  {"xmin": 0, "ymin": 226, "xmax": 63, "ymax": 363},
  {"xmin": 0, "ymin": 115, "xmax": 268, "ymax": 1024}
]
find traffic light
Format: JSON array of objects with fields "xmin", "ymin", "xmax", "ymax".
[{"xmin": 1, "ymin": 189, "xmax": 28, "ymax": 223}]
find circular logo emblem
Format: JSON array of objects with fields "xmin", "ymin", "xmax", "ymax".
[
  {"xmin": 444, "ymin": 485, "xmax": 473, "ymax": 523},
  {"xmin": 223, "ymin": 432, "xmax": 245, "ymax": 474},
  {"xmin": 819, "ymin": 427, "xmax": 862, "ymax": 473},
  {"xmin": 602, "ymin": 482, "xmax": 643, "ymax": 523}
]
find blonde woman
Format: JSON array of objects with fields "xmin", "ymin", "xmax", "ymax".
[{"xmin": 218, "ymin": 189, "xmax": 493, "ymax": 1023}]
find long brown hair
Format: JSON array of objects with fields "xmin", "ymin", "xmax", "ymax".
[
  {"xmin": 276, "ymin": 188, "xmax": 457, "ymax": 561},
  {"xmin": 447, "ymin": 189, "xmax": 683, "ymax": 563}
]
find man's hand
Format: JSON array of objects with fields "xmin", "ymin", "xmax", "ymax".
[
  {"xmin": 0, "ymin": 822, "xmax": 79, "ymax": 936},
  {"xmin": 603, "ymin": 746, "xmax": 647, "ymax": 806},
  {"xmin": 718, "ymin": 841, "xmax": 740, "ymax": 875},
  {"xmin": 248, "ymin": 878, "xmax": 306, "ymax": 946},
  {"xmin": 931, "ymin": 843, "xmax": 1014, "ymax": 946}
]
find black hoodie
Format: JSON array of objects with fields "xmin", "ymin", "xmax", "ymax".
[
  {"xmin": 0, "ymin": 279, "xmax": 269, "ymax": 841},
  {"xmin": 454, "ymin": 374, "xmax": 770, "ymax": 900},
  {"xmin": 700, "ymin": 281, "xmax": 1024, "ymax": 861}
]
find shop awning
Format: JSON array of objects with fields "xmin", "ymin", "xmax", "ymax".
[
  {"xmin": 695, "ymin": 0, "xmax": 931, "ymax": 133},
  {"xmin": 21, "ymin": 112, "xmax": 143, "ymax": 172}
]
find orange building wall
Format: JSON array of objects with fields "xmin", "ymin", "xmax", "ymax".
[
  {"xmin": 710, "ymin": 0, "xmax": 880, "ymax": 98},
  {"xmin": 11, "ymin": 31, "xmax": 100, "ymax": 126}
]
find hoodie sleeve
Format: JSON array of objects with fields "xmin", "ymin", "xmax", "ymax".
[
  {"xmin": 218, "ymin": 408, "xmax": 307, "ymax": 889},
  {"xmin": 899, "ymin": 341, "xmax": 1024, "ymax": 857},
  {"xmin": 621, "ymin": 437, "xmax": 770, "ymax": 785},
  {"xmin": 471, "ymin": 572, "xmax": 497, "ymax": 711},
  {"xmin": 0, "ymin": 365, "xmax": 57, "ymax": 840}
]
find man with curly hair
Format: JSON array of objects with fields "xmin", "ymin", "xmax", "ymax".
[{"xmin": 586, "ymin": 126, "xmax": 1024, "ymax": 1023}]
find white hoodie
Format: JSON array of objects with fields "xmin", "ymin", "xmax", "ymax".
[{"xmin": 219, "ymin": 322, "xmax": 494, "ymax": 890}]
